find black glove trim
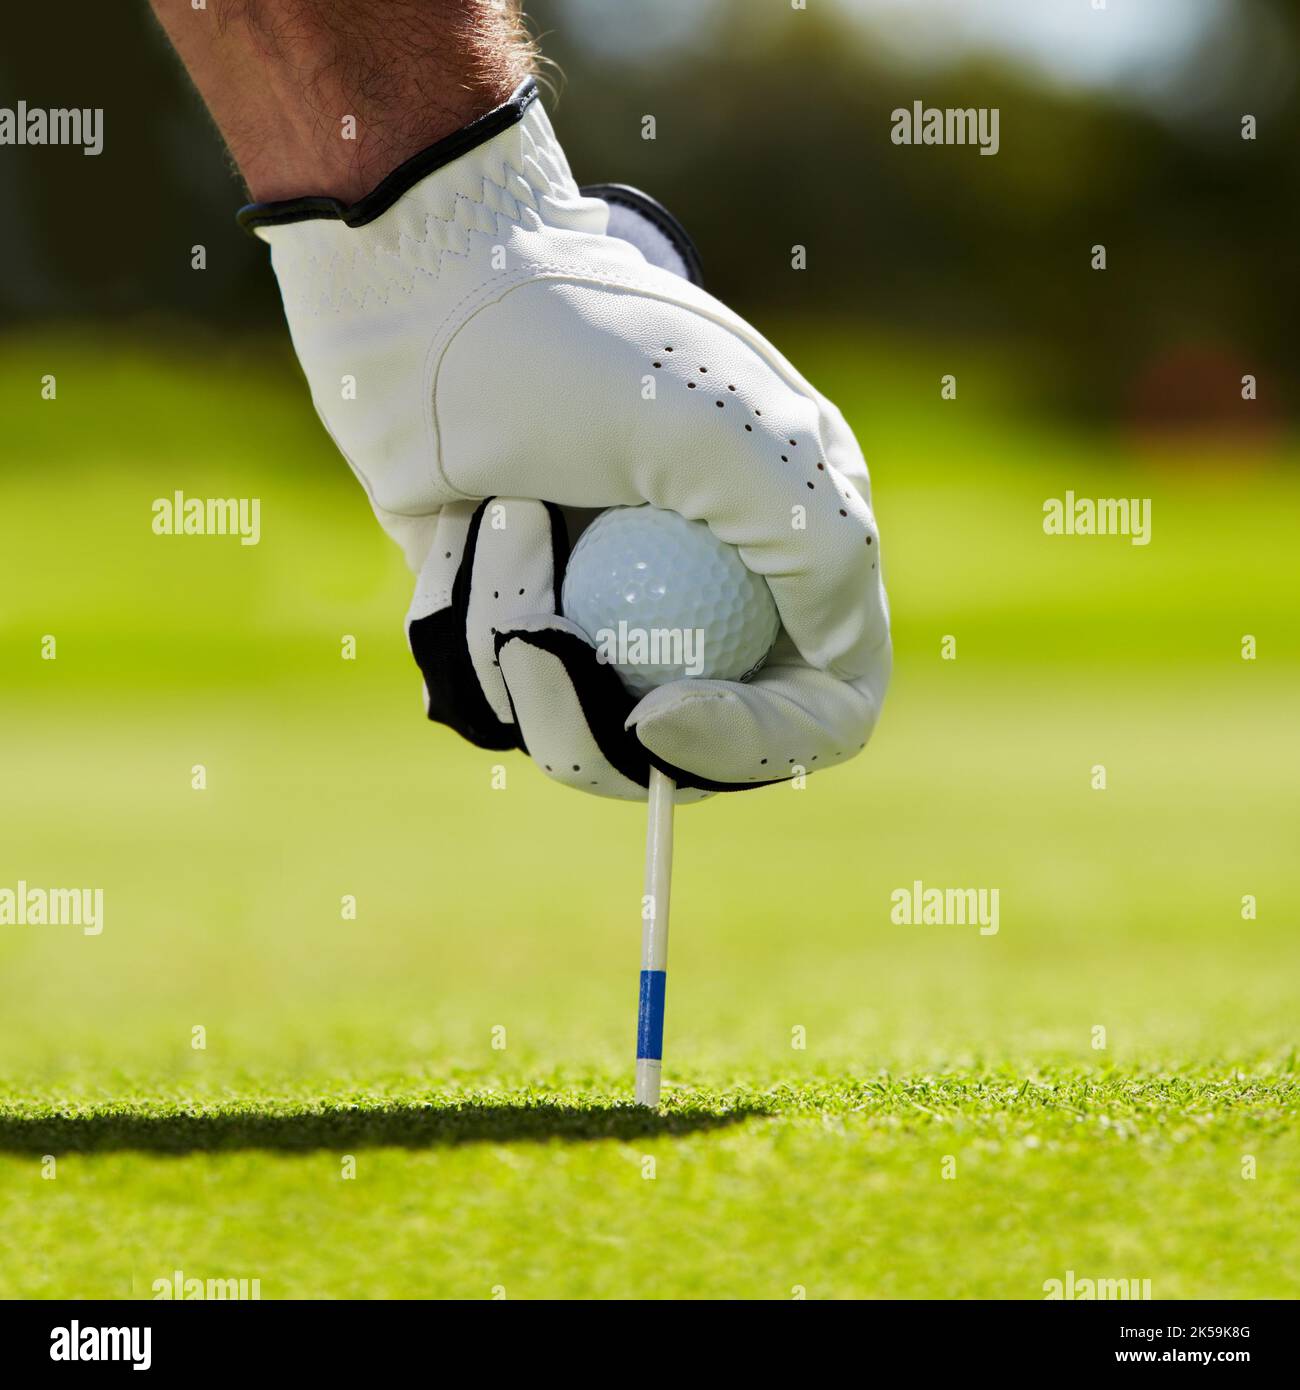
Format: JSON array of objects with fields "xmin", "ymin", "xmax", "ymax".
[
  {"xmin": 494, "ymin": 626, "xmax": 781, "ymax": 796},
  {"xmin": 410, "ymin": 603, "xmax": 519, "ymax": 751},
  {"xmin": 581, "ymin": 182, "xmax": 705, "ymax": 287},
  {"xmin": 237, "ymin": 78, "xmax": 540, "ymax": 234},
  {"xmin": 410, "ymin": 497, "xmax": 541, "ymax": 753},
  {"xmin": 494, "ymin": 625, "xmax": 648, "ymax": 784}
]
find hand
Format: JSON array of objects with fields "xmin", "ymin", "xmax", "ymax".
[{"xmin": 240, "ymin": 81, "xmax": 891, "ymax": 800}]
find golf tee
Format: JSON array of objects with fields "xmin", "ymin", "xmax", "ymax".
[{"xmin": 635, "ymin": 768, "xmax": 675, "ymax": 1107}]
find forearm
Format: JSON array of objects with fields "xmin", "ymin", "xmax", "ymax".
[{"xmin": 149, "ymin": 0, "xmax": 534, "ymax": 203}]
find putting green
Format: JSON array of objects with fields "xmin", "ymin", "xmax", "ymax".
[{"xmin": 0, "ymin": 334, "xmax": 1295, "ymax": 1298}]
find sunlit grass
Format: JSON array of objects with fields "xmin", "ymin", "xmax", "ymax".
[{"xmin": 0, "ymin": 334, "xmax": 1296, "ymax": 1298}]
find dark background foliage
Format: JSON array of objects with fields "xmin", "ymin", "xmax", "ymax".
[{"xmin": 1, "ymin": 0, "xmax": 1295, "ymax": 423}]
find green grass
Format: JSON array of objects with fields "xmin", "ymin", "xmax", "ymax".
[
  {"xmin": 3, "ymin": 1070, "xmax": 1296, "ymax": 1299},
  {"xmin": 0, "ymin": 330, "xmax": 1297, "ymax": 1299}
]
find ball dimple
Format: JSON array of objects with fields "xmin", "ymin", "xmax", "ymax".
[{"xmin": 562, "ymin": 505, "xmax": 781, "ymax": 696}]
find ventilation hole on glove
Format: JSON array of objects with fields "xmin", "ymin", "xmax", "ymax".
[
  {"xmin": 839, "ymin": 509, "xmax": 847, "ymax": 517},
  {"xmin": 544, "ymin": 764, "xmax": 552, "ymax": 772},
  {"xmin": 760, "ymin": 758, "xmax": 768, "ymax": 765},
  {"xmin": 789, "ymin": 439, "xmax": 798, "ymax": 447},
  {"xmin": 744, "ymin": 424, "xmax": 752, "ymax": 432},
  {"xmin": 816, "ymin": 462, "xmax": 825, "ymax": 471},
  {"xmin": 444, "ymin": 550, "xmax": 452, "ymax": 559},
  {"xmin": 789, "ymin": 757, "xmax": 796, "ymax": 764},
  {"xmin": 590, "ymin": 781, "xmax": 598, "ymax": 786},
  {"xmin": 811, "ymin": 755, "xmax": 818, "ymax": 761},
  {"xmin": 687, "ymin": 381, "xmax": 697, "ymax": 389},
  {"xmin": 492, "ymin": 659, "xmax": 499, "ymax": 667},
  {"xmin": 493, "ymin": 590, "xmax": 499, "ymax": 599},
  {"xmin": 755, "ymin": 408, "xmax": 763, "ymax": 416},
  {"xmin": 652, "ymin": 361, "xmax": 661, "ymax": 369},
  {"xmin": 572, "ymin": 764, "xmax": 581, "ymax": 772},
  {"xmin": 518, "ymin": 587, "xmax": 525, "ymax": 595},
  {"xmin": 728, "ymin": 384, "xmax": 737, "ymax": 392},
  {"xmin": 716, "ymin": 400, "xmax": 725, "ymax": 408},
  {"xmin": 866, "ymin": 535, "xmax": 873, "ymax": 545},
  {"xmin": 664, "ymin": 345, "xmax": 673, "ymax": 352},
  {"xmin": 806, "ymin": 481, "xmax": 815, "ymax": 489},
  {"xmin": 780, "ymin": 455, "xmax": 788, "ymax": 462},
  {"xmin": 699, "ymin": 365, "xmax": 708, "ymax": 373}
]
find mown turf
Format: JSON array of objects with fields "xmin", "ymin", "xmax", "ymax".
[
  {"xmin": 3, "ymin": 1068, "xmax": 1296, "ymax": 1299},
  {"xmin": 0, "ymin": 332, "xmax": 1296, "ymax": 1299},
  {"xmin": 2, "ymin": 1070, "xmax": 1295, "ymax": 1153}
]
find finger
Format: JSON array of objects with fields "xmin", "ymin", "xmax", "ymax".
[
  {"xmin": 408, "ymin": 501, "xmax": 477, "ymax": 624},
  {"xmin": 406, "ymin": 497, "xmax": 563, "ymax": 749},
  {"xmin": 628, "ymin": 637, "xmax": 890, "ymax": 786},
  {"xmin": 496, "ymin": 614, "xmax": 713, "ymax": 803},
  {"xmin": 460, "ymin": 498, "xmax": 565, "ymax": 724}
]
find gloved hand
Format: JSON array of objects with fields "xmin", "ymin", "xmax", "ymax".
[{"xmin": 240, "ymin": 79, "xmax": 891, "ymax": 801}]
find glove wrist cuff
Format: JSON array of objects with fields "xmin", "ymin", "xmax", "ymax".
[{"xmin": 236, "ymin": 77, "xmax": 545, "ymax": 236}]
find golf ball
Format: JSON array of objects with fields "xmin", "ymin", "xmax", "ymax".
[{"xmin": 562, "ymin": 505, "xmax": 781, "ymax": 697}]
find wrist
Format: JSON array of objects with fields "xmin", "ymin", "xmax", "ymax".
[
  {"xmin": 152, "ymin": 0, "xmax": 534, "ymax": 204},
  {"xmin": 240, "ymin": 69, "xmax": 520, "ymax": 205}
]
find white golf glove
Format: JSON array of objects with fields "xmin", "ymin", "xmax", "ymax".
[{"xmin": 241, "ymin": 80, "xmax": 891, "ymax": 801}]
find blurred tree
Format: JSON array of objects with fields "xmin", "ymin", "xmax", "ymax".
[{"xmin": 0, "ymin": 0, "xmax": 1294, "ymax": 424}]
